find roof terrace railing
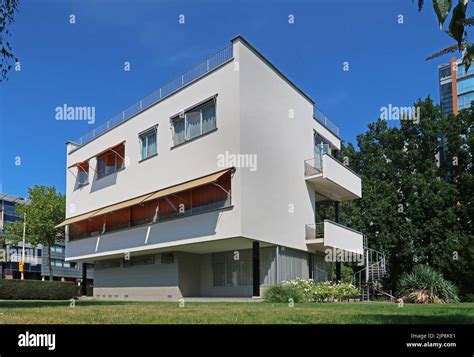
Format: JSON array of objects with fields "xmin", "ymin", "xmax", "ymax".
[
  {"xmin": 313, "ymin": 105, "xmax": 340, "ymax": 137},
  {"xmin": 71, "ymin": 43, "xmax": 234, "ymax": 147}
]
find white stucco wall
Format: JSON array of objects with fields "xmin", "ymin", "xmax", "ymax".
[
  {"xmin": 236, "ymin": 38, "xmax": 340, "ymax": 253},
  {"xmin": 64, "ymin": 37, "xmax": 349, "ymax": 261},
  {"xmin": 65, "ymin": 48, "xmax": 243, "ymax": 260}
]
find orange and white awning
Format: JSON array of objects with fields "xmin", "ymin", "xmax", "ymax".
[{"xmin": 55, "ymin": 168, "xmax": 233, "ymax": 228}]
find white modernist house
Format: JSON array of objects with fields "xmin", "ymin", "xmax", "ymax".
[{"xmin": 58, "ymin": 36, "xmax": 364, "ymax": 300}]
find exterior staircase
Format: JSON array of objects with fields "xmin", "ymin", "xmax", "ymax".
[{"xmin": 353, "ymin": 240, "xmax": 388, "ymax": 301}]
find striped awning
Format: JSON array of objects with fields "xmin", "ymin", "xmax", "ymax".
[{"xmin": 55, "ymin": 168, "xmax": 233, "ymax": 228}]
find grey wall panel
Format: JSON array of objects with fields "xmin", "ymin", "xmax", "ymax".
[
  {"xmin": 312, "ymin": 252, "xmax": 331, "ymax": 282},
  {"xmin": 278, "ymin": 247, "xmax": 310, "ymax": 282},
  {"xmin": 260, "ymin": 246, "xmax": 276, "ymax": 286},
  {"xmin": 94, "ymin": 255, "xmax": 178, "ymax": 288},
  {"xmin": 177, "ymin": 252, "xmax": 201, "ymax": 297}
]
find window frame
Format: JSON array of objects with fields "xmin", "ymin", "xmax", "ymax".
[
  {"xmin": 96, "ymin": 144, "xmax": 125, "ymax": 180},
  {"xmin": 171, "ymin": 96, "xmax": 217, "ymax": 147},
  {"xmin": 212, "ymin": 250, "xmax": 252, "ymax": 287},
  {"xmin": 138, "ymin": 126, "xmax": 158, "ymax": 162}
]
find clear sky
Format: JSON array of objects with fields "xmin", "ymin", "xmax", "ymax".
[{"xmin": 0, "ymin": 0, "xmax": 456, "ymax": 198}]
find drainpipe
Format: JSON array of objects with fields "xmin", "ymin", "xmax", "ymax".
[{"xmin": 276, "ymin": 246, "xmax": 280, "ymax": 283}]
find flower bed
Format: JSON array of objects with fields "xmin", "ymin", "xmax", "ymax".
[{"xmin": 264, "ymin": 278, "xmax": 359, "ymax": 303}]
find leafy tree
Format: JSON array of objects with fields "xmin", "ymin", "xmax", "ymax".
[
  {"xmin": 339, "ymin": 98, "xmax": 473, "ymax": 297},
  {"xmin": 418, "ymin": 0, "xmax": 474, "ymax": 69},
  {"xmin": 0, "ymin": 0, "xmax": 20, "ymax": 81},
  {"xmin": 5, "ymin": 186, "xmax": 65, "ymax": 280}
]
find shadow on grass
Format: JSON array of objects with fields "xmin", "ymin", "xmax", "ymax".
[
  {"xmin": 355, "ymin": 314, "xmax": 473, "ymax": 324},
  {"xmin": 0, "ymin": 300, "xmax": 142, "ymax": 308}
]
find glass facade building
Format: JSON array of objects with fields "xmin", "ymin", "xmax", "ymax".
[{"xmin": 439, "ymin": 57, "xmax": 474, "ymax": 114}]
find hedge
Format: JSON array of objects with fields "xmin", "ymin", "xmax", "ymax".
[{"xmin": 0, "ymin": 279, "xmax": 79, "ymax": 300}]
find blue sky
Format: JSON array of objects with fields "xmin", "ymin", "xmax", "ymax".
[{"xmin": 0, "ymin": 0, "xmax": 457, "ymax": 198}]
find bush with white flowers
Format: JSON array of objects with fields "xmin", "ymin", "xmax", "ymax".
[{"xmin": 266, "ymin": 278, "xmax": 359, "ymax": 303}]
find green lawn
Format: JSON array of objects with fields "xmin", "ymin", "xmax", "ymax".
[{"xmin": 0, "ymin": 300, "xmax": 473, "ymax": 324}]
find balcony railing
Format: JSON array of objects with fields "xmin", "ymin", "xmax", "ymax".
[
  {"xmin": 304, "ymin": 157, "xmax": 323, "ymax": 177},
  {"xmin": 305, "ymin": 223, "xmax": 324, "ymax": 240},
  {"xmin": 313, "ymin": 105, "xmax": 339, "ymax": 137},
  {"xmin": 71, "ymin": 44, "xmax": 234, "ymax": 148}
]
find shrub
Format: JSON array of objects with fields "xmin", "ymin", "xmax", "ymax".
[
  {"xmin": 265, "ymin": 279, "xmax": 360, "ymax": 303},
  {"xmin": 311, "ymin": 281, "xmax": 334, "ymax": 302},
  {"xmin": 0, "ymin": 279, "xmax": 79, "ymax": 300},
  {"xmin": 333, "ymin": 282, "xmax": 360, "ymax": 301},
  {"xmin": 397, "ymin": 265, "xmax": 460, "ymax": 304},
  {"xmin": 282, "ymin": 277, "xmax": 315, "ymax": 301},
  {"xmin": 263, "ymin": 284, "xmax": 304, "ymax": 303}
]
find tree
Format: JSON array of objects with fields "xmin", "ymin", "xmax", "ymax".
[
  {"xmin": 418, "ymin": 0, "xmax": 474, "ymax": 69},
  {"xmin": 5, "ymin": 186, "xmax": 65, "ymax": 280},
  {"xmin": 339, "ymin": 98, "xmax": 474, "ymax": 297},
  {"xmin": 0, "ymin": 0, "xmax": 20, "ymax": 81}
]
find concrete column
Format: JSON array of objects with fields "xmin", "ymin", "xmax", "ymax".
[
  {"xmin": 252, "ymin": 242, "xmax": 260, "ymax": 297},
  {"xmin": 81, "ymin": 263, "xmax": 87, "ymax": 296}
]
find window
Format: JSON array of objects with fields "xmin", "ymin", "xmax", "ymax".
[
  {"xmin": 458, "ymin": 92, "xmax": 474, "ymax": 110},
  {"xmin": 212, "ymin": 250, "xmax": 252, "ymax": 286},
  {"xmin": 51, "ymin": 259, "xmax": 64, "ymax": 267},
  {"xmin": 97, "ymin": 144, "xmax": 125, "ymax": 179},
  {"xmin": 95, "ymin": 259, "xmax": 121, "ymax": 270},
  {"xmin": 76, "ymin": 162, "xmax": 89, "ymax": 186},
  {"xmin": 139, "ymin": 127, "xmax": 157, "ymax": 160},
  {"xmin": 172, "ymin": 99, "xmax": 216, "ymax": 145},
  {"xmin": 51, "ymin": 245, "xmax": 64, "ymax": 254},
  {"xmin": 131, "ymin": 255, "xmax": 155, "ymax": 266},
  {"xmin": 161, "ymin": 253, "xmax": 174, "ymax": 264}
]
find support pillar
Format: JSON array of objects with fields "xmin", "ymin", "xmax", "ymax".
[
  {"xmin": 81, "ymin": 263, "xmax": 87, "ymax": 296},
  {"xmin": 252, "ymin": 242, "xmax": 260, "ymax": 297}
]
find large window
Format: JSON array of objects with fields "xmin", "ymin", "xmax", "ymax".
[
  {"xmin": 212, "ymin": 250, "xmax": 252, "ymax": 287},
  {"xmin": 458, "ymin": 92, "xmax": 474, "ymax": 110},
  {"xmin": 50, "ymin": 245, "xmax": 64, "ymax": 254},
  {"xmin": 97, "ymin": 144, "xmax": 125, "ymax": 179},
  {"xmin": 50, "ymin": 258, "xmax": 69, "ymax": 268},
  {"xmin": 172, "ymin": 99, "xmax": 216, "ymax": 145},
  {"xmin": 139, "ymin": 127, "xmax": 157, "ymax": 161}
]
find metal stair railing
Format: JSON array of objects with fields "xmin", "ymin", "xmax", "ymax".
[{"xmin": 353, "ymin": 241, "xmax": 388, "ymax": 301}]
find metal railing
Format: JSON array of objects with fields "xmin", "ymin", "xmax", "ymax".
[
  {"xmin": 304, "ymin": 157, "xmax": 323, "ymax": 177},
  {"xmin": 305, "ymin": 223, "xmax": 324, "ymax": 240},
  {"xmin": 71, "ymin": 44, "xmax": 234, "ymax": 147},
  {"xmin": 313, "ymin": 105, "xmax": 339, "ymax": 137}
]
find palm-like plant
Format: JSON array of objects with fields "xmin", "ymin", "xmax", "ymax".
[{"xmin": 398, "ymin": 265, "xmax": 460, "ymax": 303}]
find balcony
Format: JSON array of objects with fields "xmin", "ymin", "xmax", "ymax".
[
  {"xmin": 305, "ymin": 220, "xmax": 363, "ymax": 254},
  {"xmin": 313, "ymin": 105, "xmax": 339, "ymax": 137},
  {"xmin": 304, "ymin": 151, "xmax": 361, "ymax": 201}
]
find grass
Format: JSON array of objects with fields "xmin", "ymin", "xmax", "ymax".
[{"xmin": 0, "ymin": 300, "xmax": 473, "ymax": 324}]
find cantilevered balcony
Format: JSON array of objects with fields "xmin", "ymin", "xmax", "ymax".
[
  {"xmin": 305, "ymin": 220, "xmax": 363, "ymax": 254},
  {"xmin": 304, "ymin": 152, "xmax": 361, "ymax": 201}
]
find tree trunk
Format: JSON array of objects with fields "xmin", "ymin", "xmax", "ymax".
[{"xmin": 48, "ymin": 245, "xmax": 53, "ymax": 281}]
